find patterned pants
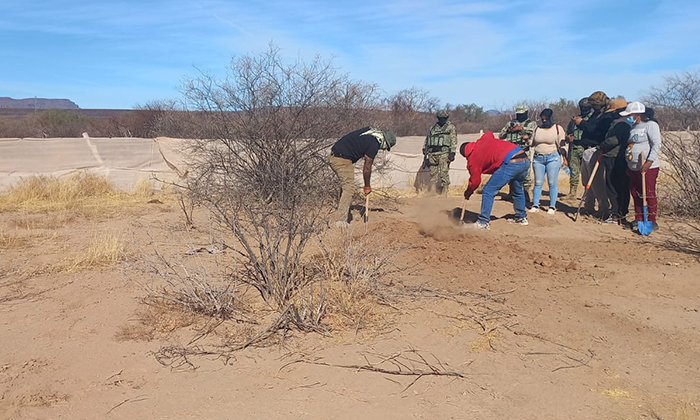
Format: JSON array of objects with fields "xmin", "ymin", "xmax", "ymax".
[
  {"xmin": 427, "ymin": 152, "xmax": 450, "ymax": 192},
  {"xmin": 568, "ymin": 144, "xmax": 584, "ymax": 190}
]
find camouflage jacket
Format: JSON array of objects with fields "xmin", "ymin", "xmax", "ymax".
[
  {"xmin": 566, "ymin": 110, "xmax": 593, "ymax": 146},
  {"xmin": 498, "ymin": 118, "xmax": 536, "ymax": 150},
  {"xmin": 424, "ymin": 121, "xmax": 457, "ymax": 152}
]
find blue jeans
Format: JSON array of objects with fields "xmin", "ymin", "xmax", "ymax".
[
  {"xmin": 479, "ymin": 159, "xmax": 530, "ymax": 223},
  {"xmin": 532, "ymin": 152, "xmax": 561, "ymax": 208}
]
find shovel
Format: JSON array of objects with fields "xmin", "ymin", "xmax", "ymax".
[
  {"xmin": 364, "ymin": 193, "xmax": 370, "ymax": 225},
  {"xmin": 638, "ymin": 152, "xmax": 653, "ymax": 236},
  {"xmin": 574, "ymin": 153, "xmax": 601, "ymax": 222},
  {"xmin": 458, "ymin": 199, "xmax": 467, "ymax": 226}
]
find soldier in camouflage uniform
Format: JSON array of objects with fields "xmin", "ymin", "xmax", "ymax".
[
  {"xmin": 499, "ymin": 104, "xmax": 536, "ymax": 202},
  {"xmin": 423, "ymin": 109, "xmax": 457, "ymax": 195},
  {"xmin": 565, "ymin": 98, "xmax": 593, "ymax": 199}
]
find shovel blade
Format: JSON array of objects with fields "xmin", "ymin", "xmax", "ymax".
[
  {"xmin": 638, "ymin": 206, "xmax": 653, "ymax": 236},
  {"xmin": 638, "ymin": 221, "xmax": 653, "ymax": 236}
]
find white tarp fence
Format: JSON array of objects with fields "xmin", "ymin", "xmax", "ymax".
[{"xmin": 0, "ymin": 134, "xmax": 482, "ymax": 192}]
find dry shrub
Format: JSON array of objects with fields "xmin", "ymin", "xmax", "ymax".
[
  {"xmin": 129, "ymin": 231, "xmax": 252, "ymax": 323},
  {"xmin": 145, "ymin": 266, "xmax": 247, "ymax": 322},
  {"xmin": 131, "ymin": 177, "xmax": 155, "ymax": 197},
  {"xmin": 660, "ymin": 131, "xmax": 700, "ymax": 217},
  {"xmin": 311, "ymin": 229, "xmax": 401, "ymax": 331},
  {"xmin": 180, "ymin": 44, "xmax": 384, "ymax": 318},
  {"xmin": 115, "ymin": 303, "xmax": 198, "ymax": 342}
]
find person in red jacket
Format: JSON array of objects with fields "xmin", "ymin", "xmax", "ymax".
[{"xmin": 460, "ymin": 131, "xmax": 531, "ymax": 229}]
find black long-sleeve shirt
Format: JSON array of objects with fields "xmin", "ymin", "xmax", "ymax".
[{"xmin": 576, "ymin": 111, "xmax": 614, "ymax": 149}]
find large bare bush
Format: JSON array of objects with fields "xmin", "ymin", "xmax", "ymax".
[
  {"xmin": 644, "ymin": 72, "xmax": 700, "ymax": 254},
  {"xmin": 178, "ymin": 45, "xmax": 382, "ymax": 316},
  {"xmin": 646, "ymin": 71, "xmax": 700, "ymax": 131},
  {"xmin": 644, "ymin": 73, "xmax": 700, "ymax": 218},
  {"xmin": 386, "ymin": 87, "xmax": 440, "ymax": 136}
]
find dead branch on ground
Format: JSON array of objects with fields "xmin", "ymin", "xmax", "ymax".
[{"xmin": 281, "ymin": 349, "xmax": 470, "ymax": 392}]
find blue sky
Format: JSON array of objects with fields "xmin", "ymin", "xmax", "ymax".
[{"xmin": 1, "ymin": 0, "xmax": 699, "ymax": 110}]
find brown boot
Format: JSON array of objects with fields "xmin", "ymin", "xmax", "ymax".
[{"xmin": 566, "ymin": 185, "xmax": 578, "ymax": 200}]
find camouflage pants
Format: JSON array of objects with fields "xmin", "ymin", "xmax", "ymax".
[
  {"xmin": 569, "ymin": 144, "xmax": 584, "ymax": 189},
  {"xmin": 523, "ymin": 149, "xmax": 532, "ymax": 190},
  {"xmin": 427, "ymin": 151, "xmax": 450, "ymax": 192}
]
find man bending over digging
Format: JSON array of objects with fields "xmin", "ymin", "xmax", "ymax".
[
  {"xmin": 460, "ymin": 131, "xmax": 531, "ymax": 230},
  {"xmin": 329, "ymin": 127, "xmax": 396, "ymax": 228}
]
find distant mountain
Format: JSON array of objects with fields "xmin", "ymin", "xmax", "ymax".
[
  {"xmin": 0, "ymin": 97, "xmax": 79, "ymax": 110},
  {"xmin": 484, "ymin": 109, "xmax": 502, "ymax": 116}
]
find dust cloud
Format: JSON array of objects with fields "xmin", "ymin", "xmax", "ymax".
[{"xmin": 410, "ymin": 197, "xmax": 471, "ymax": 241}]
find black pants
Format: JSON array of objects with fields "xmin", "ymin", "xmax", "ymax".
[
  {"xmin": 611, "ymin": 157, "xmax": 630, "ymax": 218},
  {"xmin": 601, "ymin": 156, "xmax": 619, "ymax": 217}
]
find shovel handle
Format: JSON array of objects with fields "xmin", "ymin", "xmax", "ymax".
[
  {"xmin": 640, "ymin": 152, "xmax": 647, "ymax": 208},
  {"xmin": 586, "ymin": 154, "xmax": 602, "ymax": 189},
  {"xmin": 364, "ymin": 193, "xmax": 370, "ymax": 223},
  {"xmin": 460, "ymin": 199, "xmax": 467, "ymax": 224},
  {"xmin": 575, "ymin": 153, "xmax": 602, "ymax": 221}
]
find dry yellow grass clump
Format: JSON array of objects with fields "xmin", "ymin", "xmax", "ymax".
[
  {"xmin": 0, "ymin": 173, "xmax": 170, "ymax": 216},
  {"xmin": 67, "ymin": 232, "xmax": 127, "ymax": 270}
]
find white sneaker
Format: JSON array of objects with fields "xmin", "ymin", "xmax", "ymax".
[
  {"xmin": 529, "ymin": 206, "xmax": 540, "ymax": 213},
  {"xmin": 547, "ymin": 208, "xmax": 556, "ymax": 215},
  {"xmin": 473, "ymin": 221, "xmax": 490, "ymax": 230},
  {"xmin": 335, "ymin": 221, "xmax": 349, "ymax": 228},
  {"xmin": 508, "ymin": 217, "xmax": 529, "ymax": 226}
]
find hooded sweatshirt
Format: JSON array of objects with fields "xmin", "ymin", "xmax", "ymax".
[{"xmin": 461, "ymin": 131, "xmax": 521, "ymax": 197}]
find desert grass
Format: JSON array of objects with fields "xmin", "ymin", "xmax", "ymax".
[
  {"xmin": 0, "ymin": 173, "xmax": 173, "ymax": 217},
  {"xmin": 19, "ymin": 231, "xmax": 128, "ymax": 277},
  {"xmin": 66, "ymin": 232, "xmax": 127, "ymax": 270},
  {"xmin": 0, "ymin": 229, "xmax": 29, "ymax": 249},
  {"xmin": 9, "ymin": 212, "xmax": 77, "ymax": 230}
]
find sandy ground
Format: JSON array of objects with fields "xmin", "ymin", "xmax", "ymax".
[{"xmin": 1, "ymin": 194, "xmax": 699, "ymax": 420}]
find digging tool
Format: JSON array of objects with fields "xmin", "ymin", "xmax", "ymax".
[
  {"xmin": 638, "ymin": 152, "xmax": 653, "ymax": 236},
  {"xmin": 459, "ymin": 199, "xmax": 467, "ymax": 226},
  {"xmin": 574, "ymin": 153, "xmax": 602, "ymax": 222},
  {"xmin": 364, "ymin": 193, "xmax": 370, "ymax": 225}
]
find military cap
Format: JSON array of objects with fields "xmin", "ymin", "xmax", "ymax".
[
  {"xmin": 515, "ymin": 105, "xmax": 528, "ymax": 113},
  {"xmin": 436, "ymin": 109, "xmax": 449, "ymax": 118},
  {"xmin": 382, "ymin": 131, "xmax": 397, "ymax": 151}
]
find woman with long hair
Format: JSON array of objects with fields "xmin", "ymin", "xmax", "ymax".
[{"xmin": 529, "ymin": 108, "xmax": 566, "ymax": 214}]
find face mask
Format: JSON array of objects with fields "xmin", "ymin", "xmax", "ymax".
[
  {"xmin": 437, "ymin": 117, "xmax": 448, "ymax": 126},
  {"xmin": 626, "ymin": 116, "xmax": 636, "ymax": 124}
]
